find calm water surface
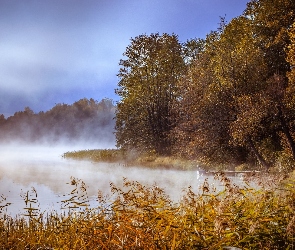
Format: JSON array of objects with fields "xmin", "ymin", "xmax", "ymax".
[{"xmin": 0, "ymin": 144, "xmax": 244, "ymax": 216}]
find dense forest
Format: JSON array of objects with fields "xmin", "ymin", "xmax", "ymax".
[
  {"xmin": 115, "ymin": 0, "xmax": 295, "ymax": 171},
  {"xmin": 0, "ymin": 98, "xmax": 115, "ymax": 145}
]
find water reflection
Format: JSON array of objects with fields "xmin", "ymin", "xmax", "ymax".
[{"xmin": 0, "ymin": 145, "xmax": 243, "ymax": 216}]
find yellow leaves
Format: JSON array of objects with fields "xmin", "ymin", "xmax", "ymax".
[{"xmin": 287, "ymin": 21, "xmax": 295, "ymax": 87}]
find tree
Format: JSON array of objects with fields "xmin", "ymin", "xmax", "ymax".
[
  {"xmin": 282, "ymin": 21, "xmax": 295, "ymax": 161},
  {"xmin": 244, "ymin": 0, "xmax": 295, "ymax": 76},
  {"xmin": 172, "ymin": 16, "xmax": 271, "ymax": 167},
  {"xmin": 115, "ymin": 33, "xmax": 186, "ymax": 155},
  {"xmin": 214, "ymin": 16, "xmax": 273, "ymax": 169},
  {"xmin": 171, "ymin": 48, "xmax": 240, "ymax": 165},
  {"xmin": 0, "ymin": 99, "xmax": 115, "ymax": 144},
  {"xmin": 211, "ymin": 10, "xmax": 295, "ymax": 169},
  {"xmin": 182, "ymin": 38, "xmax": 205, "ymax": 65},
  {"xmin": 238, "ymin": 0, "xmax": 295, "ymax": 168},
  {"xmin": 286, "ymin": 21, "xmax": 295, "ymax": 94}
]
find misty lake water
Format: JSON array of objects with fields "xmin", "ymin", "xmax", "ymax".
[{"xmin": 0, "ymin": 144, "xmax": 245, "ymax": 216}]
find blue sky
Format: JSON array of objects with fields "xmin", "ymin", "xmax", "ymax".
[{"xmin": 0, "ymin": 0, "xmax": 249, "ymax": 117}]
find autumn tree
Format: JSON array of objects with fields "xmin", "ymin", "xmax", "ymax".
[
  {"xmin": 172, "ymin": 48, "xmax": 238, "ymax": 165},
  {"xmin": 237, "ymin": 0, "xmax": 295, "ymax": 167},
  {"xmin": 281, "ymin": 21, "xmax": 295, "ymax": 162},
  {"xmin": 245, "ymin": 0, "xmax": 295, "ymax": 76},
  {"xmin": 182, "ymin": 38, "xmax": 205, "ymax": 65},
  {"xmin": 172, "ymin": 14, "xmax": 270, "ymax": 167},
  {"xmin": 172, "ymin": 34, "xmax": 233, "ymax": 165},
  {"xmin": 183, "ymin": 3, "xmax": 295, "ymax": 169},
  {"xmin": 287, "ymin": 22, "xmax": 295, "ymax": 85},
  {"xmin": 115, "ymin": 33, "xmax": 186, "ymax": 155},
  {"xmin": 215, "ymin": 16, "xmax": 274, "ymax": 169},
  {"xmin": 114, "ymin": 0, "xmax": 295, "ymax": 169}
]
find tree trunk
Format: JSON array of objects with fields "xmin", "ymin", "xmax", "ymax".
[
  {"xmin": 277, "ymin": 105, "xmax": 295, "ymax": 160},
  {"xmin": 247, "ymin": 137, "xmax": 270, "ymax": 170}
]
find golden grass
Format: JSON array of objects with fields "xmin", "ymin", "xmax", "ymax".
[
  {"xmin": 63, "ymin": 149, "xmax": 126, "ymax": 163},
  {"xmin": 63, "ymin": 149, "xmax": 199, "ymax": 170},
  {"xmin": 1, "ymin": 173, "xmax": 295, "ymax": 249}
]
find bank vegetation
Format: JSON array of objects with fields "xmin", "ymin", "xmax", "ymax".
[{"xmin": 0, "ymin": 173, "xmax": 295, "ymax": 249}]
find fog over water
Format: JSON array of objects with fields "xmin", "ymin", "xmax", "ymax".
[{"xmin": 0, "ymin": 143, "xmax": 243, "ymax": 216}]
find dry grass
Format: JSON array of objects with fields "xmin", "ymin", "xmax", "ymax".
[
  {"xmin": 63, "ymin": 149, "xmax": 199, "ymax": 170},
  {"xmin": 1, "ymin": 173, "xmax": 295, "ymax": 249},
  {"xmin": 63, "ymin": 149, "xmax": 126, "ymax": 163}
]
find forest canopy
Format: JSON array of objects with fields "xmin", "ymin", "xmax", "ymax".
[
  {"xmin": 115, "ymin": 0, "xmax": 295, "ymax": 171},
  {"xmin": 0, "ymin": 98, "xmax": 115, "ymax": 145}
]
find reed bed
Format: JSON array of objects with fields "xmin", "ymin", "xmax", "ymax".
[
  {"xmin": 0, "ymin": 173, "xmax": 295, "ymax": 249},
  {"xmin": 63, "ymin": 149, "xmax": 125, "ymax": 163},
  {"xmin": 63, "ymin": 149, "xmax": 197, "ymax": 170}
]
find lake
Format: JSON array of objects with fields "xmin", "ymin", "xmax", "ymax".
[{"xmin": 0, "ymin": 143, "xmax": 245, "ymax": 216}]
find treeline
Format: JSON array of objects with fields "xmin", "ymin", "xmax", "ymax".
[
  {"xmin": 115, "ymin": 0, "xmax": 295, "ymax": 170},
  {"xmin": 0, "ymin": 98, "xmax": 115, "ymax": 144}
]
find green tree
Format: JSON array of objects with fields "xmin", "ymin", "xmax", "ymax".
[{"xmin": 115, "ymin": 33, "xmax": 186, "ymax": 155}]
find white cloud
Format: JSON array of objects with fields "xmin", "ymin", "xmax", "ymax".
[{"xmin": 0, "ymin": 0, "xmax": 249, "ymax": 114}]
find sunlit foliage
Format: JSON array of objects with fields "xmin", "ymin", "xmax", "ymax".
[
  {"xmin": 172, "ymin": 16, "xmax": 269, "ymax": 167},
  {"xmin": 245, "ymin": 0, "xmax": 295, "ymax": 76},
  {"xmin": 114, "ymin": 0, "xmax": 295, "ymax": 170},
  {"xmin": 115, "ymin": 33, "xmax": 186, "ymax": 155},
  {"xmin": 287, "ymin": 22, "xmax": 295, "ymax": 86}
]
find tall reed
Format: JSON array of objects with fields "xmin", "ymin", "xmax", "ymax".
[{"xmin": 0, "ymin": 173, "xmax": 294, "ymax": 249}]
